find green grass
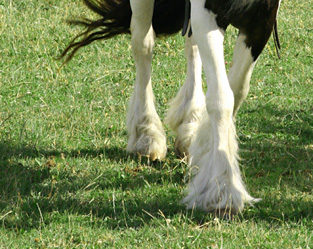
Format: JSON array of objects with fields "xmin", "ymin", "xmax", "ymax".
[{"xmin": 0, "ymin": 0, "xmax": 312, "ymax": 248}]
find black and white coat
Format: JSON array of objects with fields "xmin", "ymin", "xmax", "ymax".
[{"xmin": 62, "ymin": 0, "xmax": 281, "ymax": 214}]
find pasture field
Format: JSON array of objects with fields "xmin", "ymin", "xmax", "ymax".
[{"xmin": 0, "ymin": 0, "xmax": 312, "ymax": 248}]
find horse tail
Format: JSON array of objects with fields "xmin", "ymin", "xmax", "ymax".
[
  {"xmin": 60, "ymin": 0, "xmax": 132, "ymax": 62},
  {"xmin": 60, "ymin": 0, "xmax": 185, "ymax": 62}
]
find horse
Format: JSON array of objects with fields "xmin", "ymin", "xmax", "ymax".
[{"xmin": 61, "ymin": 0, "xmax": 281, "ymax": 214}]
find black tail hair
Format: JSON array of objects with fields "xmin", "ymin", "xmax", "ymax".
[{"xmin": 60, "ymin": 0, "xmax": 185, "ymax": 62}]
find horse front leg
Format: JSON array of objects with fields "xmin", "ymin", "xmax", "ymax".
[
  {"xmin": 127, "ymin": 0, "xmax": 167, "ymax": 161},
  {"xmin": 183, "ymin": 0, "xmax": 255, "ymax": 214},
  {"xmin": 166, "ymin": 35, "xmax": 205, "ymax": 158}
]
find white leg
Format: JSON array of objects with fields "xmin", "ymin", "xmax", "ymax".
[
  {"xmin": 127, "ymin": 0, "xmax": 167, "ymax": 160},
  {"xmin": 165, "ymin": 35, "xmax": 205, "ymax": 158},
  {"xmin": 228, "ymin": 33, "xmax": 256, "ymax": 116},
  {"xmin": 183, "ymin": 0, "xmax": 255, "ymax": 213}
]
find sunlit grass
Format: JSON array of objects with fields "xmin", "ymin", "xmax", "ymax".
[{"xmin": 0, "ymin": 0, "xmax": 312, "ymax": 248}]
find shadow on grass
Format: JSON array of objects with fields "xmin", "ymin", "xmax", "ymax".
[
  {"xmin": 0, "ymin": 141, "xmax": 187, "ymax": 230},
  {"xmin": 239, "ymin": 104, "xmax": 313, "ymax": 143},
  {"xmin": 238, "ymin": 105, "xmax": 313, "ymax": 222},
  {"xmin": 239, "ymin": 105, "xmax": 313, "ymax": 177},
  {"xmin": 0, "ymin": 106, "xmax": 312, "ymax": 231},
  {"xmin": 0, "ymin": 141, "xmax": 128, "ymax": 163}
]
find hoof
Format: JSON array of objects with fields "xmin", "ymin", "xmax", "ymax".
[
  {"xmin": 149, "ymin": 151, "xmax": 166, "ymax": 161},
  {"xmin": 127, "ymin": 136, "xmax": 167, "ymax": 162},
  {"xmin": 174, "ymin": 139, "xmax": 189, "ymax": 159}
]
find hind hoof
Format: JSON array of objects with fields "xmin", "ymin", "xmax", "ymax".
[{"xmin": 174, "ymin": 139, "xmax": 189, "ymax": 159}]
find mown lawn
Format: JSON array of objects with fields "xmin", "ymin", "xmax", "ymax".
[{"xmin": 0, "ymin": 0, "xmax": 312, "ymax": 248}]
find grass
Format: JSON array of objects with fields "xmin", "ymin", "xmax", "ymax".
[{"xmin": 0, "ymin": 0, "xmax": 312, "ymax": 248}]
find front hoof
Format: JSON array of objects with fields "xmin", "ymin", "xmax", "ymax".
[{"xmin": 211, "ymin": 208, "xmax": 238, "ymax": 219}]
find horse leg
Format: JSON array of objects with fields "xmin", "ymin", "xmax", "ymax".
[
  {"xmin": 230, "ymin": 1, "xmax": 281, "ymax": 115},
  {"xmin": 183, "ymin": 0, "xmax": 255, "ymax": 213},
  {"xmin": 228, "ymin": 33, "xmax": 256, "ymax": 116},
  {"xmin": 127, "ymin": 0, "xmax": 167, "ymax": 161},
  {"xmin": 165, "ymin": 35, "xmax": 205, "ymax": 158}
]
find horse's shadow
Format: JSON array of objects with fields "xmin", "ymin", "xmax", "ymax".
[
  {"xmin": 0, "ymin": 141, "xmax": 190, "ymax": 230},
  {"xmin": 1, "ymin": 105, "xmax": 313, "ymax": 230}
]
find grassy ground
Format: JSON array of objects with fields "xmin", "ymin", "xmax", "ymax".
[{"xmin": 0, "ymin": 0, "xmax": 312, "ymax": 248}]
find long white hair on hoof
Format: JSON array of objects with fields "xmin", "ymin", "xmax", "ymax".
[
  {"xmin": 182, "ymin": 113, "xmax": 260, "ymax": 213},
  {"xmin": 126, "ymin": 65, "xmax": 167, "ymax": 161},
  {"xmin": 165, "ymin": 82, "xmax": 205, "ymax": 157}
]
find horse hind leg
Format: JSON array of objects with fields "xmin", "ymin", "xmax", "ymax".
[
  {"xmin": 228, "ymin": 33, "xmax": 256, "ymax": 116},
  {"xmin": 230, "ymin": 0, "xmax": 281, "ymax": 115},
  {"xmin": 165, "ymin": 35, "xmax": 205, "ymax": 158},
  {"xmin": 126, "ymin": 0, "xmax": 167, "ymax": 161}
]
